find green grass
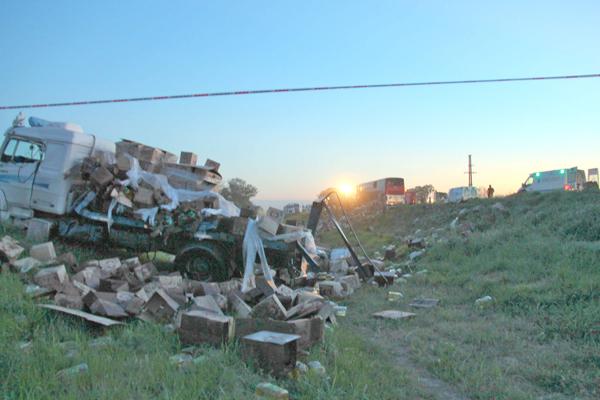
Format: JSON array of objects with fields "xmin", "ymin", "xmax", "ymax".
[
  {"xmin": 2, "ymin": 191, "xmax": 600, "ymax": 399},
  {"xmin": 321, "ymin": 191, "xmax": 600, "ymax": 399},
  {"xmin": 0, "ymin": 226, "xmax": 429, "ymax": 399}
]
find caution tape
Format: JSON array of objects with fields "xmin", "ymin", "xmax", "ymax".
[{"xmin": 1, "ymin": 73, "xmax": 599, "ymax": 110}]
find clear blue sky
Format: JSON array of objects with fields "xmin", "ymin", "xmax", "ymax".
[{"xmin": 1, "ymin": 1, "xmax": 599, "ymax": 206}]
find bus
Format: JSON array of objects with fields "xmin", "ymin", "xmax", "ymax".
[{"xmin": 356, "ymin": 177, "xmax": 405, "ymax": 205}]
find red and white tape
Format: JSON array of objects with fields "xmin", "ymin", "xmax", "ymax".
[{"xmin": 1, "ymin": 73, "xmax": 599, "ymax": 110}]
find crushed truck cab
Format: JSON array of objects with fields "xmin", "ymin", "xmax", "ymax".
[{"xmin": 0, "ymin": 118, "xmax": 114, "ymax": 217}]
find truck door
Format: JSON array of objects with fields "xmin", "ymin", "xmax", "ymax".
[{"xmin": 0, "ymin": 137, "xmax": 44, "ymax": 210}]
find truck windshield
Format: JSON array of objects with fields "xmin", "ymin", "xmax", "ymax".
[{"xmin": 1, "ymin": 138, "xmax": 44, "ymax": 163}]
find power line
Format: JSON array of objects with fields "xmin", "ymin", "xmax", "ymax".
[{"xmin": 1, "ymin": 73, "xmax": 599, "ymax": 110}]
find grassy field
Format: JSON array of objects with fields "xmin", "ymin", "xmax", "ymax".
[
  {"xmin": 0, "ymin": 225, "xmax": 430, "ymax": 399},
  {"xmin": 2, "ymin": 191, "xmax": 600, "ymax": 399},
  {"xmin": 320, "ymin": 191, "xmax": 600, "ymax": 399}
]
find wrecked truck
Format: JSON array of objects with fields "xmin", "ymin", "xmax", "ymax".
[{"xmin": 0, "ymin": 116, "xmax": 322, "ymax": 284}]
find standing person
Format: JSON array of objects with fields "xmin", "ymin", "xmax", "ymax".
[{"xmin": 487, "ymin": 184, "xmax": 495, "ymax": 198}]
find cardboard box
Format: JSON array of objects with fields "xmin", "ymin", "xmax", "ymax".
[
  {"xmin": 116, "ymin": 154, "xmax": 132, "ymax": 172},
  {"xmin": 204, "ymin": 159, "xmax": 220, "ymax": 172},
  {"xmin": 134, "ymin": 187, "xmax": 155, "ymax": 208},
  {"xmin": 30, "ymin": 242, "xmax": 57, "ymax": 262},
  {"xmin": 240, "ymin": 331, "xmax": 300, "ymax": 377},
  {"xmin": 235, "ymin": 317, "xmax": 324, "ymax": 351},
  {"xmin": 116, "ymin": 140, "xmax": 142, "ymax": 159},
  {"xmin": 142, "ymin": 289, "xmax": 179, "ymax": 323},
  {"xmin": 251, "ymin": 294, "xmax": 287, "ymax": 320},
  {"xmin": 179, "ymin": 151, "xmax": 198, "ymax": 166},
  {"xmin": 33, "ymin": 265, "xmax": 67, "ymax": 291},
  {"xmin": 178, "ymin": 310, "xmax": 234, "ymax": 346},
  {"xmin": 258, "ymin": 216, "xmax": 280, "ymax": 236},
  {"xmin": 90, "ymin": 166, "xmax": 114, "ymax": 188}
]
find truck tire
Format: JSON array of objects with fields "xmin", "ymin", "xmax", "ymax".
[{"xmin": 174, "ymin": 241, "xmax": 233, "ymax": 282}]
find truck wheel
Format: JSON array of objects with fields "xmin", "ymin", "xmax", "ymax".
[{"xmin": 174, "ymin": 242, "xmax": 232, "ymax": 282}]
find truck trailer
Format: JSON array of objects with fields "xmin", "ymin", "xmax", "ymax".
[{"xmin": 0, "ymin": 117, "xmax": 306, "ymax": 282}]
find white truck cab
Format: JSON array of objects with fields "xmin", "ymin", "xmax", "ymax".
[
  {"xmin": 0, "ymin": 117, "xmax": 114, "ymax": 217},
  {"xmin": 520, "ymin": 167, "xmax": 586, "ymax": 193}
]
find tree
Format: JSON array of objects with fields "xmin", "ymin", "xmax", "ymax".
[
  {"xmin": 414, "ymin": 185, "xmax": 435, "ymax": 204},
  {"xmin": 317, "ymin": 187, "xmax": 337, "ymax": 201},
  {"xmin": 220, "ymin": 178, "xmax": 258, "ymax": 209}
]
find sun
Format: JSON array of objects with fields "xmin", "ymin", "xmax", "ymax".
[{"xmin": 338, "ymin": 183, "xmax": 355, "ymax": 197}]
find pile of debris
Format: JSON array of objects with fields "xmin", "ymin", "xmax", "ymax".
[
  {"xmin": 69, "ymin": 140, "xmax": 235, "ymax": 229},
  {"xmin": 2, "ymin": 235, "xmax": 363, "ymax": 376}
]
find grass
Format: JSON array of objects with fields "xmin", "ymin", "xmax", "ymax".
[
  {"xmin": 320, "ymin": 191, "xmax": 600, "ymax": 399},
  {"xmin": 2, "ymin": 191, "xmax": 600, "ymax": 399},
  {"xmin": 0, "ymin": 226, "xmax": 429, "ymax": 399}
]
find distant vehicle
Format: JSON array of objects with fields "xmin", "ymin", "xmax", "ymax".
[
  {"xmin": 404, "ymin": 189, "xmax": 416, "ymax": 205},
  {"xmin": 435, "ymin": 192, "xmax": 448, "ymax": 202},
  {"xmin": 283, "ymin": 203, "xmax": 301, "ymax": 215},
  {"xmin": 519, "ymin": 167, "xmax": 586, "ymax": 193},
  {"xmin": 356, "ymin": 177, "xmax": 405, "ymax": 205},
  {"xmin": 404, "ymin": 186, "xmax": 443, "ymax": 205},
  {"xmin": 448, "ymin": 186, "xmax": 483, "ymax": 203}
]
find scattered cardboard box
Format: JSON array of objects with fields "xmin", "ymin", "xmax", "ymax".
[
  {"xmin": 252, "ymin": 294, "xmax": 287, "ymax": 320},
  {"xmin": 141, "ymin": 289, "xmax": 179, "ymax": 322},
  {"xmin": 26, "ymin": 218, "xmax": 53, "ymax": 243},
  {"xmin": 409, "ymin": 298, "xmax": 440, "ymax": 309},
  {"xmin": 33, "ymin": 265, "xmax": 67, "ymax": 291},
  {"xmin": 29, "ymin": 242, "xmax": 56, "ymax": 262},
  {"xmin": 241, "ymin": 331, "xmax": 300, "ymax": 377},
  {"xmin": 372, "ymin": 310, "xmax": 416, "ymax": 320},
  {"xmin": 178, "ymin": 310, "xmax": 234, "ymax": 346}
]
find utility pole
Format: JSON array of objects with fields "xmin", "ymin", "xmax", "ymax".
[{"xmin": 465, "ymin": 154, "xmax": 476, "ymax": 187}]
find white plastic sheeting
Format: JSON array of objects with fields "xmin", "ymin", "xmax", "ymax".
[
  {"xmin": 134, "ymin": 207, "xmax": 159, "ymax": 226},
  {"xmin": 241, "ymin": 219, "xmax": 276, "ymax": 293},
  {"xmin": 271, "ymin": 229, "xmax": 316, "ymax": 278},
  {"xmin": 117, "ymin": 154, "xmax": 239, "ymax": 219},
  {"xmin": 240, "ymin": 222, "xmax": 318, "ymax": 293},
  {"xmin": 330, "ymin": 247, "xmax": 351, "ymax": 262}
]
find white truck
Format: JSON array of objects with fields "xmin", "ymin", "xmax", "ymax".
[
  {"xmin": 0, "ymin": 116, "xmax": 115, "ymax": 219},
  {"xmin": 0, "ymin": 115, "xmax": 311, "ymax": 282},
  {"xmin": 519, "ymin": 167, "xmax": 586, "ymax": 193}
]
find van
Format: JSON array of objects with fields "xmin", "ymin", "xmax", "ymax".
[
  {"xmin": 519, "ymin": 167, "xmax": 585, "ymax": 193},
  {"xmin": 448, "ymin": 186, "xmax": 483, "ymax": 203}
]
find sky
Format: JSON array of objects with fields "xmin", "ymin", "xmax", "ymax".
[{"xmin": 1, "ymin": 1, "xmax": 599, "ymax": 207}]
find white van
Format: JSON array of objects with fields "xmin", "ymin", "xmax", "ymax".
[
  {"xmin": 0, "ymin": 118, "xmax": 114, "ymax": 217},
  {"xmin": 447, "ymin": 186, "xmax": 483, "ymax": 203},
  {"xmin": 519, "ymin": 167, "xmax": 586, "ymax": 193}
]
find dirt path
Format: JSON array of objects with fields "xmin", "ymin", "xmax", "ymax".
[{"xmin": 361, "ymin": 327, "xmax": 470, "ymax": 400}]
